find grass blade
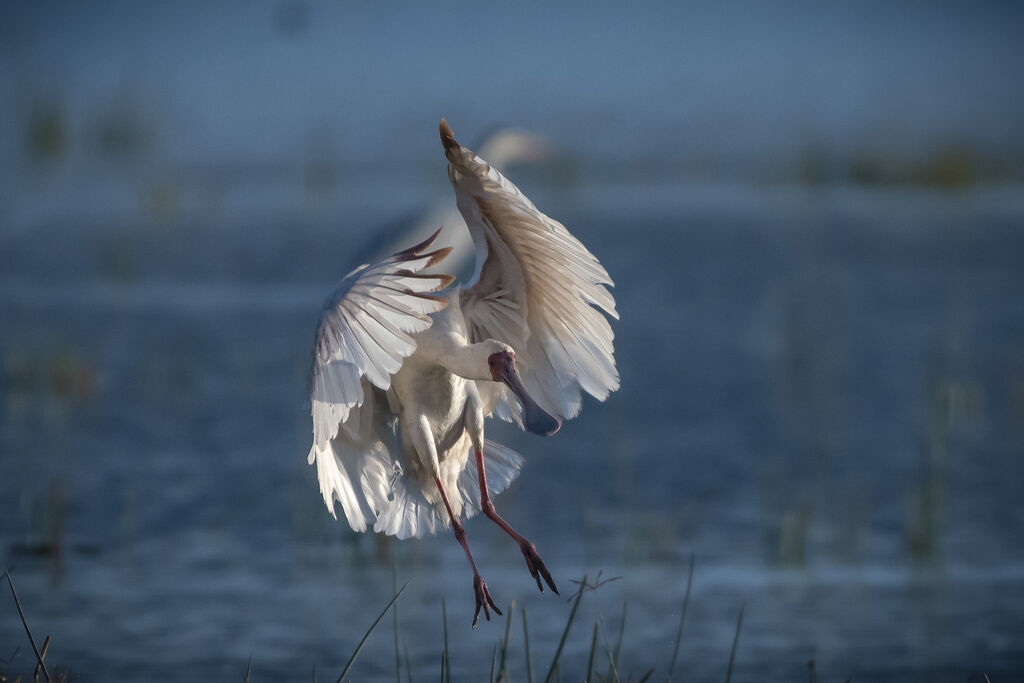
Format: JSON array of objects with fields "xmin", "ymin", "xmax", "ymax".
[
  {"xmin": 336, "ymin": 582, "xmax": 408, "ymax": 683},
  {"xmin": 442, "ymin": 598, "xmax": 451, "ymax": 683},
  {"xmin": 597, "ymin": 617, "xmax": 621, "ymax": 683},
  {"xmin": 612, "ymin": 600, "xmax": 627, "ymax": 673},
  {"xmin": 34, "ymin": 635, "xmax": 51, "ymax": 683},
  {"xmin": 724, "ymin": 604, "xmax": 744, "ymax": 683},
  {"xmin": 4, "ymin": 570, "xmax": 52, "ymax": 683},
  {"xmin": 585, "ymin": 623, "xmax": 599, "ymax": 683},
  {"xmin": 498, "ymin": 601, "xmax": 513, "ymax": 681},
  {"xmin": 489, "ymin": 642, "xmax": 497, "ymax": 683},
  {"xmin": 638, "ymin": 668, "xmax": 656, "ymax": 683},
  {"xmin": 393, "ymin": 560, "xmax": 401, "ymax": 683},
  {"xmin": 405, "ymin": 645, "xmax": 413, "ymax": 683},
  {"xmin": 522, "ymin": 607, "xmax": 533, "ymax": 683},
  {"xmin": 544, "ymin": 573, "xmax": 587, "ymax": 683},
  {"xmin": 667, "ymin": 554, "xmax": 695, "ymax": 682},
  {"xmin": 605, "ymin": 648, "xmax": 621, "ymax": 683},
  {"xmin": 244, "ymin": 654, "xmax": 253, "ymax": 682}
]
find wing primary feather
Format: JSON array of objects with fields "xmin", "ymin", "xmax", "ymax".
[
  {"xmin": 388, "ymin": 270, "xmax": 456, "ymax": 291},
  {"xmin": 443, "ymin": 120, "xmax": 618, "ymax": 423},
  {"xmin": 396, "ymin": 246, "xmax": 454, "ymax": 269},
  {"xmin": 392, "ymin": 226, "xmax": 444, "ymax": 257},
  {"xmin": 307, "ymin": 226, "xmax": 456, "ymax": 531}
]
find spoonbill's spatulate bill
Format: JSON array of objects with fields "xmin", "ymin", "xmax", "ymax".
[{"xmin": 307, "ymin": 119, "xmax": 619, "ymax": 626}]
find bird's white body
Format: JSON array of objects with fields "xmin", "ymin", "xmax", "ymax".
[
  {"xmin": 307, "ymin": 121, "xmax": 618, "ymax": 550},
  {"xmin": 390, "ymin": 302, "xmax": 487, "ymax": 518}
]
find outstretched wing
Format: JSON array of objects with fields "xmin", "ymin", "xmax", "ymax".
[
  {"xmin": 308, "ymin": 228, "xmax": 453, "ymax": 530},
  {"xmin": 440, "ymin": 119, "xmax": 619, "ymax": 423}
]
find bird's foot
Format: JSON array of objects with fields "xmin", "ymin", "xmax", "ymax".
[
  {"xmin": 472, "ymin": 574, "xmax": 501, "ymax": 628},
  {"xmin": 519, "ymin": 540, "xmax": 559, "ymax": 595}
]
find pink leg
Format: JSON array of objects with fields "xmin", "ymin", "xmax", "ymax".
[
  {"xmin": 434, "ymin": 475, "xmax": 501, "ymax": 627},
  {"xmin": 475, "ymin": 448, "xmax": 559, "ymax": 594}
]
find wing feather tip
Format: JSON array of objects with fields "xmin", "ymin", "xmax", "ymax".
[
  {"xmin": 439, "ymin": 118, "xmax": 458, "ymax": 154},
  {"xmin": 394, "ymin": 227, "xmax": 444, "ymax": 258},
  {"xmin": 423, "ymin": 245, "xmax": 454, "ymax": 268},
  {"xmin": 400, "ymin": 276, "xmax": 455, "ymax": 294},
  {"xmin": 392, "ymin": 268, "xmax": 455, "ymax": 288}
]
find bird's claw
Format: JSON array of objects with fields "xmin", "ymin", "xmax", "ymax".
[
  {"xmin": 520, "ymin": 540, "xmax": 559, "ymax": 595},
  {"xmin": 472, "ymin": 574, "xmax": 501, "ymax": 628}
]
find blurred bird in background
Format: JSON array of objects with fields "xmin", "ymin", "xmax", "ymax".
[{"xmin": 356, "ymin": 126, "xmax": 552, "ymax": 282}]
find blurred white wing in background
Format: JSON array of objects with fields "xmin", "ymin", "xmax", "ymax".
[{"xmin": 372, "ymin": 128, "xmax": 552, "ymax": 282}]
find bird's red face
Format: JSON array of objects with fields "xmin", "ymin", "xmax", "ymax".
[{"xmin": 488, "ymin": 351, "xmax": 561, "ymax": 436}]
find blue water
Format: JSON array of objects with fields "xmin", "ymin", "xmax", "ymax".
[
  {"xmin": 3, "ymin": 1, "xmax": 1024, "ymax": 680},
  {"xmin": 2, "ymin": 180, "xmax": 1023, "ymax": 681}
]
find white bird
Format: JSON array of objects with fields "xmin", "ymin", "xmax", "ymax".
[{"xmin": 307, "ymin": 120, "xmax": 618, "ymax": 625}]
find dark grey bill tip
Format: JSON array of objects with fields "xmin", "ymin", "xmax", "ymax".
[{"xmin": 524, "ymin": 405, "xmax": 561, "ymax": 437}]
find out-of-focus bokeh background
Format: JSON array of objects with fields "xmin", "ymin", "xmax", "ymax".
[{"xmin": 2, "ymin": 1, "xmax": 1023, "ymax": 680}]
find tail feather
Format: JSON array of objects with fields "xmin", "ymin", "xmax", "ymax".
[
  {"xmin": 372, "ymin": 439, "xmax": 525, "ymax": 539},
  {"xmin": 309, "ymin": 439, "xmax": 395, "ymax": 533},
  {"xmin": 457, "ymin": 439, "xmax": 526, "ymax": 518}
]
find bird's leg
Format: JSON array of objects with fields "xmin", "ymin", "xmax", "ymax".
[
  {"xmin": 434, "ymin": 475, "xmax": 501, "ymax": 627},
  {"xmin": 475, "ymin": 447, "xmax": 559, "ymax": 594}
]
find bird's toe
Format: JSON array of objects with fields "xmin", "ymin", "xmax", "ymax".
[
  {"xmin": 520, "ymin": 540, "xmax": 559, "ymax": 595},
  {"xmin": 472, "ymin": 574, "xmax": 501, "ymax": 628}
]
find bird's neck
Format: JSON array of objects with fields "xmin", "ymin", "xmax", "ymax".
[
  {"xmin": 417, "ymin": 300, "xmax": 493, "ymax": 382},
  {"xmin": 437, "ymin": 342, "xmax": 492, "ymax": 382}
]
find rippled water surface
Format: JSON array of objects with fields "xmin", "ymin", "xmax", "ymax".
[{"xmin": 2, "ymin": 180, "xmax": 1023, "ymax": 681}]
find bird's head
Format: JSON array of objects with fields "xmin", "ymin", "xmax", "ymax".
[{"xmin": 486, "ymin": 345, "xmax": 561, "ymax": 437}]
